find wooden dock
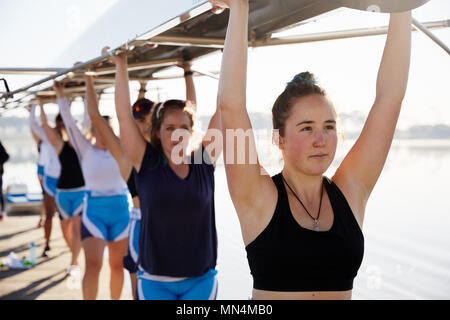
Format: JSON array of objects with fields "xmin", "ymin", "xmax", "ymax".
[{"xmin": 0, "ymin": 211, "xmax": 133, "ymax": 300}]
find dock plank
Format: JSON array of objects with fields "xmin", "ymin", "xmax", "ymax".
[{"xmin": 0, "ymin": 212, "xmax": 133, "ymax": 300}]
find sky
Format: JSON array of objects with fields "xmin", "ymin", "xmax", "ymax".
[{"xmin": 0, "ymin": 0, "xmax": 449, "ymax": 131}]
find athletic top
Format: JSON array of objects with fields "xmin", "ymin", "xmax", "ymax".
[
  {"xmin": 57, "ymin": 98, "xmax": 127, "ymax": 195},
  {"xmin": 57, "ymin": 142, "xmax": 85, "ymax": 189},
  {"xmin": 127, "ymin": 169, "xmax": 138, "ymax": 198},
  {"xmin": 29, "ymin": 105, "xmax": 61, "ymax": 179},
  {"xmin": 37, "ymin": 142, "xmax": 45, "ymax": 167},
  {"xmin": 38, "ymin": 143, "xmax": 49, "ymax": 173},
  {"xmin": 80, "ymin": 99, "xmax": 91, "ymax": 136},
  {"xmin": 136, "ymin": 142, "xmax": 217, "ymax": 277},
  {"xmin": 245, "ymin": 173, "xmax": 364, "ymax": 292}
]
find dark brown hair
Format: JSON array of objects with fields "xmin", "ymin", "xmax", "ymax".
[
  {"xmin": 150, "ymin": 99, "xmax": 196, "ymax": 153},
  {"xmin": 272, "ymin": 72, "xmax": 326, "ymax": 136},
  {"xmin": 132, "ymin": 98, "xmax": 155, "ymax": 119}
]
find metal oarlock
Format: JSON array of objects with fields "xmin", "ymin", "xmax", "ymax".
[{"xmin": 0, "ymin": 78, "xmax": 12, "ymax": 99}]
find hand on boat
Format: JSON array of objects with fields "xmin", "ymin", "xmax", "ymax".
[
  {"xmin": 209, "ymin": 0, "xmax": 230, "ymax": 14},
  {"xmin": 209, "ymin": 0, "xmax": 247, "ymax": 11},
  {"xmin": 139, "ymin": 80, "xmax": 148, "ymax": 89},
  {"xmin": 53, "ymin": 81, "xmax": 65, "ymax": 99},
  {"xmin": 37, "ymin": 97, "xmax": 45, "ymax": 107},
  {"xmin": 72, "ymin": 61, "xmax": 94, "ymax": 80},
  {"xmin": 177, "ymin": 60, "xmax": 192, "ymax": 72},
  {"xmin": 102, "ymin": 46, "xmax": 127, "ymax": 66}
]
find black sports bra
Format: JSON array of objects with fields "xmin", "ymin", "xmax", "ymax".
[{"xmin": 245, "ymin": 173, "xmax": 364, "ymax": 292}]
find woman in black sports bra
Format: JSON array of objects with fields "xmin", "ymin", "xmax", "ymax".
[{"xmin": 211, "ymin": 0, "xmax": 412, "ymax": 299}]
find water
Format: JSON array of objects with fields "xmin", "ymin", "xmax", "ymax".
[
  {"xmin": 2, "ymin": 138, "xmax": 450, "ymax": 299},
  {"xmin": 212, "ymin": 139, "xmax": 450, "ymax": 300},
  {"xmin": 349, "ymin": 140, "xmax": 450, "ymax": 299}
]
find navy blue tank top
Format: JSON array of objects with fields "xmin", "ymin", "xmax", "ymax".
[
  {"xmin": 135, "ymin": 142, "xmax": 217, "ymax": 277},
  {"xmin": 246, "ymin": 173, "xmax": 364, "ymax": 292},
  {"xmin": 57, "ymin": 142, "xmax": 85, "ymax": 189}
]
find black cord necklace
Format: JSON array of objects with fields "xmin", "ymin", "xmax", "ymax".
[{"xmin": 281, "ymin": 174, "xmax": 324, "ymax": 232}]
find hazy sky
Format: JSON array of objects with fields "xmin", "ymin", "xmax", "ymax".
[{"xmin": 1, "ymin": 0, "xmax": 449, "ymax": 130}]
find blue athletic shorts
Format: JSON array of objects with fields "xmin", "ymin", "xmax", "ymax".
[
  {"xmin": 81, "ymin": 192, "xmax": 130, "ymax": 242},
  {"xmin": 137, "ymin": 269, "xmax": 218, "ymax": 300},
  {"xmin": 123, "ymin": 207, "xmax": 141, "ymax": 274},
  {"xmin": 37, "ymin": 165, "xmax": 44, "ymax": 179},
  {"xmin": 55, "ymin": 188, "xmax": 85, "ymax": 220},
  {"xmin": 43, "ymin": 175, "xmax": 58, "ymax": 197}
]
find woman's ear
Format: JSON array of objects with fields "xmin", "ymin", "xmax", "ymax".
[{"xmin": 273, "ymin": 129, "xmax": 284, "ymax": 151}]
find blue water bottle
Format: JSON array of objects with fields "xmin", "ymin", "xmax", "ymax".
[{"xmin": 29, "ymin": 243, "xmax": 37, "ymax": 266}]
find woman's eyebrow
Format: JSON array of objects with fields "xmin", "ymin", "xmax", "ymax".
[
  {"xmin": 296, "ymin": 120, "xmax": 314, "ymax": 126},
  {"xmin": 296, "ymin": 119, "xmax": 336, "ymax": 126}
]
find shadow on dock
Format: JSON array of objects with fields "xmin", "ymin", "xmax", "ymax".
[{"xmin": 1, "ymin": 269, "xmax": 67, "ymax": 300}]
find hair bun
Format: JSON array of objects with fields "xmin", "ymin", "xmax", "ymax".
[{"xmin": 286, "ymin": 72, "xmax": 317, "ymax": 89}]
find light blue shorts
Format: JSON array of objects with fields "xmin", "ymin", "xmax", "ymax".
[
  {"xmin": 55, "ymin": 188, "xmax": 85, "ymax": 220},
  {"xmin": 81, "ymin": 192, "xmax": 130, "ymax": 242},
  {"xmin": 137, "ymin": 269, "xmax": 218, "ymax": 300},
  {"xmin": 37, "ymin": 165, "xmax": 44, "ymax": 179},
  {"xmin": 123, "ymin": 208, "xmax": 141, "ymax": 273},
  {"xmin": 43, "ymin": 175, "xmax": 58, "ymax": 197}
]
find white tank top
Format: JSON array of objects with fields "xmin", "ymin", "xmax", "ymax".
[
  {"xmin": 29, "ymin": 105, "xmax": 61, "ymax": 178},
  {"xmin": 37, "ymin": 142, "xmax": 45, "ymax": 167},
  {"xmin": 37, "ymin": 142, "xmax": 47, "ymax": 167}
]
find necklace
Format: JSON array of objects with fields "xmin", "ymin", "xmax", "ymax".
[{"xmin": 281, "ymin": 174, "xmax": 324, "ymax": 232}]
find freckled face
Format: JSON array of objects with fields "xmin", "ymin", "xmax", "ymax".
[
  {"xmin": 157, "ymin": 109, "xmax": 192, "ymax": 157},
  {"xmin": 279, "ymin": 94, "xmax": 338, "ymax": 176}
]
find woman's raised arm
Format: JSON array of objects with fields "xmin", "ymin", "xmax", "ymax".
[
  {"xmin": 180, "ymin": 61, "xmax": 197, "ymax": 109},
  {"xmin": 54, "ymin": 81, "xmax": 91, "ymax": 161},
  {"xmin": 39, "ymin": 103, "xmax": 64, "ymax": 154},
  {"xmin": 28, "ymin": 104, "xmax": 47, "ymax": 143},
  {"xmin": 335, "ymin": 11, "xmax": 412, "ymax": 221},
  {"xmin": 107, "ymin": 47, "xmax": 147, "ymax": 172},
  {"xmin": 212, "ymin": 0, "xmax": 277, "ymax": 231},
  {"xmin": 84, "ymin": 74, "xmax": 132, "ymax": 181},
  {"xmin": 30, "ymin": 130, "xmax": 41, "ymax": 147}
]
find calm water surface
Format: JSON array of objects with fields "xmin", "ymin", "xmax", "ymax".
[{"xmin": 2, "ymin": 139, "xmax": 450, "ymax": 299}]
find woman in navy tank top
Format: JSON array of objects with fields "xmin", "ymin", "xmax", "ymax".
[
  {"xmin": 212, "ymin": 0, "xmax": 412, "ymax": 299},
  {"xmin": 108, "ymin": 48, "xmax": 222, "ymax": 300},
  {"xmin": 121, "ymin": 61, "xmax": 198, "ymax": 300}
]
